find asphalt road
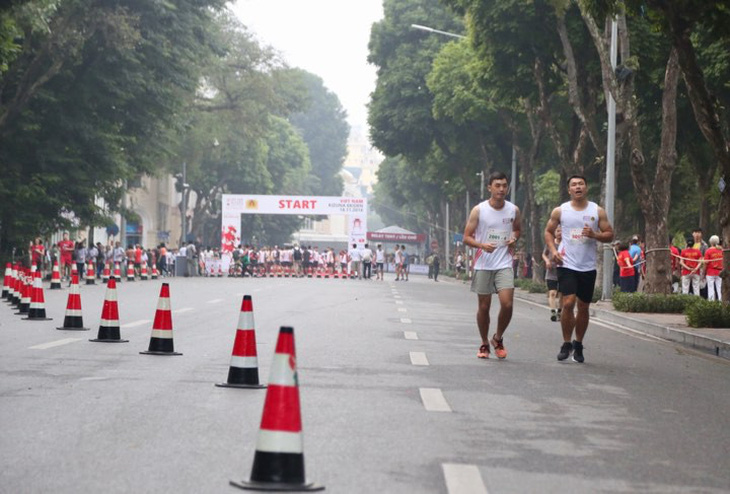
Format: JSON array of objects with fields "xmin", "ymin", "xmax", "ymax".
[{"xmin": 1, "ymin": 274, "xmax": 729, "ymax": 493}]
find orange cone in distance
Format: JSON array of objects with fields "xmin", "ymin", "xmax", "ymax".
[
  {"xmin": 57, "ymin": 275, "xmax": 89, "ymax": 331},
  {"xmin": 90, "ymin": 278, "xmax": 128, "ymax": 343},
  {"xmin": 216, "ymin": 295, "xmax": 265, "ymax": 389},
  {"xmin": 230, "ymin": 326, "xmax": 323, "ymax": 492},
  {"xmin": 140, "ymin": 283, "xmax": 181, "ymax": 356},
  {"xmin": 85, "ymin": 260, "xmax": 96, "ymax": 285},
  {"xmin": 151, "ymin": 265, "xmax": 158, "ymax": 280},
  {"xmin": 50, "ymin": 261, "xmax": 62, "ymax": 289}
]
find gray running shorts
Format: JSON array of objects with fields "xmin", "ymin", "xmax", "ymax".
[{"xmin": 470, "ymin": 268, "xmax": 514, "ymax": 295}]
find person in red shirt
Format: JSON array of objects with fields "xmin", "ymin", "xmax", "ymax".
[
  {"xmin": 669, "ymin": 236, "xmax": 681, "ymax": 292},
  {"xmin": 30, "ymin": 237, "xmax": 45, "ymax": 272},
  {"xmin": 704, "ymin": 235, "xmax": 723, "ymax": 301},
  {"xmin": 57, "ymin": 232, "xmax": 74, "ymax": 279},
  {"xmin": 617, "ymin": 242, "xmax": 636, "ymax": 292},
  {"xmin": 680, "ymin": 237, "xmax": 703, "ymax": 295}
]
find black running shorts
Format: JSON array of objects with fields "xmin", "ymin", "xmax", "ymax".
[{"xmin": 556, "ymin": 268, "xmax": 596, "ymax": 303}]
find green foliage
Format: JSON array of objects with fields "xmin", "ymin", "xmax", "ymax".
[
  {"xmin": 685, "ymin": 299, "xmax": 730, "ymax": 328},
  {"xmin": 612, "ymin": 291, "xmax": 699, "ymax": 313},
  {"xmin": 514, "ymin": 278, "xmax": 548, "ymax": 294}
]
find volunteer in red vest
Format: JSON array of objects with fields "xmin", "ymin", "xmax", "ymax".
[
  {"xmin": 704, "ymin": 235, "xmax": 723, "ymax": 301},
  {"xmin": 680, "ymin": 236, "xmax": 702, "ymax": 295}
]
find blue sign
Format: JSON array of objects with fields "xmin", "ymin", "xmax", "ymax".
[{"xmin": 453, "ymin": 233, "xmax": 464, "ymax": 243}]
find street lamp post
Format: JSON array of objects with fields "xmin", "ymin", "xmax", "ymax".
[
  {"xmin": 601, "ymin": 19, "xmax": 618, "ymax": 300},
  {"xmin": 181, "ymin": 161, "xmax": 188, "ymax": 247}
]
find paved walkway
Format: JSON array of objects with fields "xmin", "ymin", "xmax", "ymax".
[{"xmin": 513, "ymin": 288, "xmax": 730, "ymax": 360}]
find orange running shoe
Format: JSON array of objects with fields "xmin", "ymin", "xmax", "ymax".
[
  {"xmin": 491, "ymin": 335, "xmax": 507, "ymax": 359},
  {"xmin": 477, "ymin": 344, "xmax": 490, "ymax": 359}
]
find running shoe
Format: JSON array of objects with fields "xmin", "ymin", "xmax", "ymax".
[
  {"xmin": 550, "ymin": 311, "xmax": 557, "ymax": 322},
  {"xmin": 477, "ymin": 344, "xmax": 490, "ymax": 359},
  {"xmin": 572, "ymin": 340, "xmax": 584, "ymax": 363},
  {"xmin": 557, "ymin": 341, "xmax": 573, "ymax": 361},
  {"xmin": 491, "ymin": 335, "xmax": 507, "ymax": 359}
]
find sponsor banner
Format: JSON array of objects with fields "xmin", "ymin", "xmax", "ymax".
[
  {"xmin": 367, "ymin": 232, "xmax": 426, "ymax": 243},
  {"xmin": 221, "ymin": 194, "xmax": 367, "ymax": 252}
]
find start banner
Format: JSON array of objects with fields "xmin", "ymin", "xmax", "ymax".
[{"xmin": 221, "ymin": 194, "xmax": 367, "ymax": 252}]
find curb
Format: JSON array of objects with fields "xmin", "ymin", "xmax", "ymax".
[{"xmin": 513, "ymin": 290, "xmax": 730, "ymax": 360}]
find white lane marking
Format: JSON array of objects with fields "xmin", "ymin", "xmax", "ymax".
[
  {"xmin": 400, "ymin": 318, "xmax": 412, "ymax": 324},
  {"xmin": 395, "ymin": 300, "xmax": 404, "ymax": 305},
  {"xmin": 404, "ymin": 331, "xmax": 418, "ymax": 340},
  {"xmin": 410, "ymin": 351, "xmax": 429, "ymax": 366},
  {"xmin": 394, "ymin": 295, "xmax": 401, "ymax": 299},
  {"xmin": 206, "ymin": 298, "xmax": 223, "ymax": 304},
  {"xmin": 442, "ymin": 464, "xmax": 489, "ymax": 494},
  {"xmin": 121, "ymin": 319, "xmax": 151, "ymax": 328},
  {"xmin": 398, "ymin": 308, "xmax": 408, "ymax": 312},
  {"xmin": 174, "ymin": 307, "xmax": 194, "ymax": 314},
  {"xmin": 29, "ymin": 338, "xmax": 83, "ymax": 350},
  {"xmin": 419, "ymin": 388, "xmax": 452, "ymax": 412}
]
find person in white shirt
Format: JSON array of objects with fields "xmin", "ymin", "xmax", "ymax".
[
  {"xmin": 349, "ymin": 243, "xmax": 362, "ymax": 279},
  {"xmin": 393, "ymin": 245, "xmax": 402, "ymax": 281},
  {"xmin": 375, "ymin": 244, "xmax": 385, "ymax": 280},
  {"xmin": 361, "ymin": 244, "xmax": 373, "ymax": 279},
  {"xmin": 464, "ymin": 171, "xmax": 521, "ymax": 361},
  {"xmin": 545, "ymin": 174, "xmax": 613, "ymax": 363}
]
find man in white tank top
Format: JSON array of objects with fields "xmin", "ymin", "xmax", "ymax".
[
  {"xmin": 544, "ymin": 175, "xmax": 614, "ymax": 363},
  {"xmin": 463, "ymin": 171, "xmax": 521, "ymax": 360}
]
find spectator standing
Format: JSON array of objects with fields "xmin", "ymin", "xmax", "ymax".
[
  {"xmin": 401, "ymin": 245, "xmax": 409, "ymax": 281},
  {"xmin": 30, "ymin": 238, "xmax": 45, "ymax": 272},
  {"xmin": 704, "ymin": 235, "xmax": 723, "ymax": 301},
  {"xmin": 58, "ymin": 232, "xmax": 74, "ymax": 280},
  {"xmin": 680, "ymin": 237, "xmax": 702, "ymax": 295},
  {"xmin": 375, "ymin": 244, "xmax": 385, "ymax": 280},
  {"xmin": 617, "ymin": 242, "xmax": 637, "ymax": 292},
  {"xmin": 362, "ymin": 243, "xmax": 373, "ymax": 279},
  {"xmin": 393, "ymin": 245, "xmax": 402, "ymax": 281},
  {"xmin": 432, "ymin": 251, "xmax": 441, "ymax": 282},
  {"xmin": 186, "ymin": 242, "xmax": 197, "ymax": 277},
  {"xmin": 670, "ymin": 237, "xmax": 681, "ymax": 293},
  {"xmin": 349, "ymin": 243, "xmax": 362, "ymax": 279},
  {"xmin": 629, "ymin": 236, "xmax": 642, "ymax": 292},
  {"xmin": 74, "ymin": 241, "xmax": 87, "ymax": 277}
]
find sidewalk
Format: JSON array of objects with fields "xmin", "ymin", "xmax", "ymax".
[{"xmin": 513, "ymin": 288, "xmax": 730, "ymax": 360}]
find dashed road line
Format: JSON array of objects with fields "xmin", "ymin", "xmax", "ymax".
[
  {"xmin": 121, "ymin": 319, "xmax": 151, "ymax": 328},
  {"xmin": 29, "ymin": 338, "xmax": 83, "ymax": 350},
  {"xmin": 410, "ymin": 351, "xmax": 429, "ymax": 366},
  {"xmin": 174, "ymin": 307, "xmax": 194, "ymax": 314},
  {"xmin": 400, "ymin": 318, "xmax": 412, "ymax": 324},
  {"xmin": 419, "ymin": 388, "xmax": 452, "ymax": 412},
  {"xmin": 442, "ymin": 463, "xmax": 489, "ymax": 494},
  {"xmin": 206, "ymin": 298, "xmax": 223, "ymax": 304},
  {"xmin": 395, "ymin": 300, "xmax": 404, "ymax": 305},
  {"xmin": 404, "ymin": 331, "xmax": 418, "ymax": 340},
  {"xmin": 398, "ymin": 308, "xmax": 408, "ymax": 312}
]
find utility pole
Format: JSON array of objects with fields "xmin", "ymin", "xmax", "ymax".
[
  {"xmin": 602, "ymin": 19, "xmax": 618, "ymax": 300},
  {"xmin": 181, "ymin": 161, "xmax": 187, "ymax": 247}
]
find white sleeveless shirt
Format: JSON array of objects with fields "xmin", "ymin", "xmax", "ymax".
[
  {"xmin": 473, "ymin": 200, "xmax": 517, "ymax": 271},
  {"xmin": 558, "ymin": 201, "xmax": 599, "ymax": 272}
]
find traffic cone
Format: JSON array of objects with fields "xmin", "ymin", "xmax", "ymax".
[
  {"xmin": 15, "ymin": 270, "xmax": 31, "ymax": 315},
  {"xmin": 2, "ymin": 262, "xmax": 11, "ymax": 299},
  {"xmin": 140, "ymin": 283, "xmax": 181, "ymax": 356},
  {"xmin": 126, "ymin": 261, "xmax": 135, "ymax": 282},
  {"xmin": 101, "ymin": 261, "xmax": 110, "ymax": 283},
  {"xmin": 50, "ymin": 261, "xmax": 62, "ymax": 289},
  {"xmin": 216, "ymin": 295, "xmax": 266, "ymax": 389},
  {"xmin": 90, "ymin": 278, "xmax": 128, "ymax": 343},
  {"xmin": 24, "ymin": 271, "xmax": 52, "ymax": 320},
  {"xmin": 140, "ymin": 264, "xmax": 148, "ymax": 280},
  {"xmin": 151, "ymin": 265, "xmax": 159, "ymax": 280},
  {"xmin": 307, "ymin": 267, "xmax": 312, "ymax": 278},
  {"xmin": 113, "ymin": 262, "xmax": 121, "ymax": 282},
  {"xmin": 230, "ymin": 326, "xmax": 323, "ymax": 492},
  {"xmin": 218, "ymin": 264, "xmax": 224, "ymax": 278},
  {"xmin": 8, "ymin": 264, "xmax": 19, "ymax": 305},
  {"xmin": 56, "ymin": 275, "xmax": 89, "ymax": 330},
  {"xmin": 85, "ymin": 260, "xmax": 95, "ymax": 285}
]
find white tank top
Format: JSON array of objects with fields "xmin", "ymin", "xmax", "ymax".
[
  {"xmin": 473, "ymin": 200, "xmax": 517, "ymax": 271},
  {"xmin": 558, "ymin": 201, "xmax": 599, "ymax": 272}
]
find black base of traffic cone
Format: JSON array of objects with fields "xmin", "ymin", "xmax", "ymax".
[
  {"xmin": 216, "ymin": 368, "xmax": 266, "ymax": 389},
  {"xmin": 58, "ymin": 326, "xmax": 90, "ymax": 331},
  {"xmin": 90, "ymin": 327, "xmax": 128, "ymax": 343},
  {"xmin": 140, "ymin": 350, "xmax": 182, "ymax": 356},
  {"xmin": 90, "ymin": 338, "xmax": 129, "ymax": 343},
  {"xmin": 229, "ymin": 480, "xmax": 324, "ymax": 492}
]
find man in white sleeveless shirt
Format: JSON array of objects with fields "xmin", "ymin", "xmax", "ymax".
[
  {"xmin": 464, "ymin": 171, "xmax": 521, "ymax": 360},
  {"xmin": 545, "ymin": 175, "xmax": 613, "ymax": 363}
]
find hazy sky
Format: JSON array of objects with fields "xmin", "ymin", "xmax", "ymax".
[{"xmin": 229, "ymin": 0, "xmax": 385, "ymax": 131}]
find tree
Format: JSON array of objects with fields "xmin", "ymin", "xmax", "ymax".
[{"xmin": 289, "ymin": 70, "xmax": 350, "ymax": 196}]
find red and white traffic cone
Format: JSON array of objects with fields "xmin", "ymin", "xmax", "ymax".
[
  {"xmin": 307, "ymin": 267, "xmax": 312, "ymax": 278},
  {"xmin": 56, "ymin": 275, "xmax": 89, "ymax": 331},
  {"xmin": 140, "ymin": 283, "xmax": 181, "ymax": 356},
  {"xmin": 216, "ymin": 295, "xmax": 266, "ymax": 389},
  {"xmin": 140, "ymin": 264, "xmax": 148, "ymax": 280},
  {"xmin": 15, "ymin": 269, "xmax": 31, "ymax": 315},
  {"xmin": 50, "ymin": 260, "xmax": 62, "ymax": 289},
  {"xmin": 126, "ymin": 261, "xmax": 135, "ymax": 282},
  {"xmin": 151, "ymin": 265, "xmax": 159, "ymax": 280},
  {"xmin": 85, "ymin": 260, "xmax": 96, "ymax": 285},
  {"xmin": 101, "ymin": 261, "xmax": 110, "ymax": 283},
  {"xmin": 2, "ymin": 262, "xmax": 11, "ymax": 299},
  {"xmin": 218, "ymin": 264, "xmax": 224, "ymax": 278},
  {"xmin": 113, "ymin": 262, "xmax": 121, "ymax": 282},
  {"xmin": 230, "ymin": 326, "xmax": 323, "ymax": 492},
  {"xmin": 23, "ymin": 270, "xmax": 52, "ymax": 320},
  {"xmin": 90, "ymin": 278, "xmax": 128, "ymax": 343},
  {"xmin": 8, "ymin": 264, "xmax": 20, "ymax": 306}
]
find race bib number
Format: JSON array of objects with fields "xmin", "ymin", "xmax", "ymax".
[
  {"xmin": 486, "ymin": 229, "xmax": 512, "ymax": 246},
  {"xmin": 569, "ymin": 228, "xmax": 588, "ymax": 244}
]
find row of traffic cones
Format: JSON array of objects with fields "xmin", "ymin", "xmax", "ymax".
[
  {"xmin": 3, "ymin": 262, "xmax": 319, "ymax": 490},
  {"xmin": 2, "ymin": 263, "xmax": 51, "ymax": 321}
]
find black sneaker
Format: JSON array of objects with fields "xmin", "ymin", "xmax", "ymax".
[
  {"xmin": 550, "ymin": 311, "xmax": 557, "ymax": 322},
  {"xmin": 572, "ymin": 340, "xmax": 584, "ymax": 363},
  {"xmin": 557, "ymin": 341, "xmax": 573, "ymax": 361}
]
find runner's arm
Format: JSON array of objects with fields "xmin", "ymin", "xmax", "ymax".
[
  {"xmin": 586, "ymin": 207, "xmax": 614, "ymax": 243},
  {"xmin": 544, "ymin": 207, "xmax": 562, "ymax": 261}
]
